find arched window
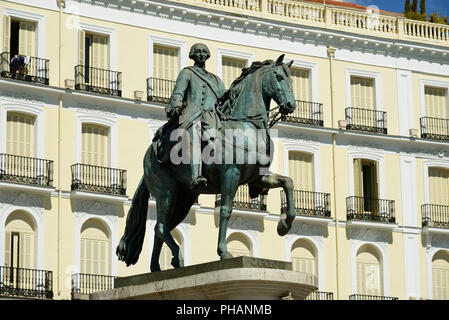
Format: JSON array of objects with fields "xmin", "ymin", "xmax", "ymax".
[
  {"xmin": 80, "ymin": 219, "xmax": 110, "ymax": 275},
  {"xmin": 81, "ymin": 123, "xmax": 109, "ymax": 167},
  {"xmin": 4, "ymin": 210, "xmax": 36, "ymax": 269},
  {"xmin": 432, "ymin": 251, "xmax": 449, "ymax": 300},
  {"xmin": 356, "ymin": 245, "xmax": 383, "ymax": 296},
  {"xmin": 290, "ymin": 239, "xmax": 316, "ymax": 276},
  {"xmin": 6, "ymin": 112, "xmax": 35, "ymax": 157},
  {"xmin": 288, "ymin": 151, "xmax": 314, "ymax": 191},
  {"xmin": 226, "ymin": 233, "xmax": 252, "ymax": 257},
  {"xmin": 159, "ymin": 229, "xmax": 183, "ymax": 271}
]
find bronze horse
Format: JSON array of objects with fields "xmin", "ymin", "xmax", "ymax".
[{"xmin": 116, "ymin": 55, "xmax": 298, "ymax": 271}]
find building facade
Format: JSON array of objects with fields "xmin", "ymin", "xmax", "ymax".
[{"xmin": 0, "ymin": 0, "xmax": 448, "ymax": 300}]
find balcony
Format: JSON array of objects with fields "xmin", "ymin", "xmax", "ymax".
[
  {"xmin": 345, "ymin": 107, "xmax": 387, "ymax": 134},
  {"xmin": 349, "ymin": 294, "xmax": 398, "ymax": 300},
  {"xmin": 0, "ymin": 266, "xmax": 53, "ymax": 299},
  {"xmin": 215, "ymin": 184, "xmax": 267, "ymax": 212},
  {"xmin": 306, "ymin": 291, "xmax": 334, "ymax": 300},
  {"xmin": 420, "ymin": 117, "xmax": 449, "ymax": 142},
  {"xmin": 281, "ymin": 101, "xmax": 324, "ymax": 127},
  {"xmin": 71, "ymin": 163, "xmax": 127, "ymax": 196},
  {"xmin": 346, "ymin": 196, "xmax": 396, "ymax": 223},
  {"xmin": 147, "ymin": 77, "xmax": 175, "ymax": 104},
  {"xmin": 75, "ymin": 65, "xmax": 122, "ymax": 96},
  {"xmin": 0, "ymin": 153, "xmax": 53, "ymax": 187},
  {"xmin": 422, "ymin": 204, "xmax": 449, "ymax": 229},
  {"xmin": 281, "ymin": 190, "xmax": 331, "ymax": 218},
  {"xmin": 0, "ymin": 52, "xmax": 49, "ymax": 85},
  {"xmin": 71, "ymin": 273, "xmax": 117, "ymax": 299}
]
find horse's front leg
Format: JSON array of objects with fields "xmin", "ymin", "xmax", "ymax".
[
  {"xmin": 217, "ymin": 167, "xmax": 241, "ymax": 260},
  {"xmin": 256, "ymin": 173, "xmax": 296, "ymax": 236}
]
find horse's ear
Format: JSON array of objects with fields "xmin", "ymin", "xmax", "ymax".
[
  {"xmin": 287, "ymin": 60, "xmax": 293, "ymax": 69},
  {"xmin": 275, "ymin": 54, "xmax": 285, "ymax": 65}
]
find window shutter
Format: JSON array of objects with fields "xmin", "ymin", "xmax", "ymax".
[
  {"xmin": 353, "ymin": 159, "xmax": 363, "ymax": 197},
  {"xmin": 4, "ymin": 231, "xmax": 11, "ymax": 267},
  {"xmin": 19, "ymin": 232, "xmax": 33, "ymax": 269},
  {"xmin": 3, "ymin": 15, "xmax": 11, "ymax": 53},
  {"xmin": 82, "ymin": 124, "xmax": 108, "ymax": 167},
  {"xmin": 6, "ymin": 112, "xmax": 35, "ymax": 157},
  {"xmin": 357, "ymin": 258, "xmax": 381, "ymax": 296},
  {"xmin": 289, "ymin": 152, "xmax": 314, "ymax": 191},
  {"xmin": 429, "ymin": 168, "xmax": 449, "ymax": 205},
  {"xmin": 432, "ymin": 254, "xmax": 449, "ymax": 300},
  {"xmin": 222, "ymin": 57, "xmax": 245, "ymax": 89},
  {"xmin": 291, "ymin": 68, "xmax": 310, "ymax": 101},
  {"xmin": 425, "ymin": 87, "xmax": 447, "ymax": 119},
  {"xmin": 351, "ymin": 77, "xmax": 375, "ymax": 110},
  {"xmin": 153, "ymin": 45, "xmax": 178, "ymax": 81},
  {"xmin": 19, "ymin": 21, "xmax": 36, "ymax": 57},
  {"xmin": 78, "ymin": 29, "xmax": 85, "ymax": 66},
  {"xmin": 291, "ymin": 245, "xmax": 315, "ymax": 275}
]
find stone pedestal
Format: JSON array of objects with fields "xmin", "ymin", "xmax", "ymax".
[{"xmin": 91, "ymin": 257, "xmax": 317, "ymax": 300}]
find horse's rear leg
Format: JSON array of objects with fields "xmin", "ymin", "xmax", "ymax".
[
  {"xmin": 217, "ymin": 167, "xmax": 240, "ymax": 260},
  {"xmin": 255, "ymin": 173, "xmax": 295, "ymax": 236}
]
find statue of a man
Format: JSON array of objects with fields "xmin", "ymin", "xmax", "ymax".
[{"xmin": 165, "ymin": 43, "xmax": 226, "ymax": 190}]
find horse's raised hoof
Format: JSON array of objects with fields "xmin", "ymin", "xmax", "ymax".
[
  {"xmin": 220, "ymin": 251, "xmax": 233, "ymax": 260},
  {"xmin": 116, "ymin": 239, "xmax": 127, "ymax": 261},
  {"xmin": 277, "ymin": 219, "xmax": 291, "ymax": 236}
]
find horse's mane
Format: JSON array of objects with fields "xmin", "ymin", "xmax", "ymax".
[{"xmin": 218, "ymin": 59, "xmax": 275, "ymax": 114}]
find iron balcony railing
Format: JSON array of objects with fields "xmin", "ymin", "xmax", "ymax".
[
  {"xmin": 0, "ymin": 265, "xmax": 53, "ymax": 299},
  {"xmin": 71, "ymin": 273, "xmax": 117, "ymax": 296},
  {"xmin": 345, "ymin": 107, "xmax": 388, "ymax": 134},
  {"xmin": 306, "ymin": 291, "xmax": 334, "ymax": 300},
  {"xmin": 71, "ymin": 163, "xmax": 127, "ymax": 196},
  {"xmin": 349, "ymin": 294, "xmax": 399, "ymax": 300},
  {"xmin": 281, "ymin": 100, "xmax": 324, "ymax": 127},
  {"xmin": 420, "ymin": 117, "xmax": 449, "ymax": 142},
  {"xmin": 346, "ymin": 196, "xmax": 396, "ymax": 223},
  {"xmin": 75, "ymin": 65, "xmax": 122, "ymax": 96},
  {"xmin": 0, "ymin": 153, "xmax": 53, "ymax": 187},
  {"xmin": 147, "ymin": 77, "xmax": 176, "ymax": 104},
  {"xmin": 281, "ymin": 190, "xmax": 331, "ymax": 218},
  {"xmin": 0, "ymin": 52, "xmax": 49, "ymax": 85},
  {"xmin": 422, "ymin": 204, "xmax": 449, "ymax": 229},
  {"xmin": 215, "ymin": 184, "xmax": 267, "ymax": 212}
]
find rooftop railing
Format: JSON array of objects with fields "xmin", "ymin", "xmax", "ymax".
[
  {"xmin": 215, "ymin": 184, "xmax": 267, "ymax": 211},
  {"xmin": 281, "ymin": 100, "xmax": 324, "ymax": 127},
  {"xmin": 0, "ymin": 153, "xmax": 53, "ymax": 187},
  {"xmin": 349, "ymin": 294, "xmax": 399, "ymax": 300},
  {"xmin": 420, "ymin": 117, "xmax": 449, "ymax": 142},
  {"xmin": 71, "ymin": 273, "xmax": 117, "ymax": 297},
  {"xmin": 345, "ymin": 107, "xmax": 387, "ymax": 134},
  {"xmin": 0, "ymin": 266, "xmax": 53, "ymax": 299},
  {"xmin": 422, "ymin": 204, "xmax": 449, "ymax": 229},
  {"xmin": 147, "ymin": 77, "xmax": 176, "ymax": 104},
  {"xmin": 75, "ymin": 65, "xmax": 122, "ymax": 97},
  {"xmin": 0, "ymin": 52, "xmax": 49, "ymax": 85},
  {"xmin": 306, "ymin": 291, "xmax": 334, "ymax": 300},
  {"xmin": 281, "ymin": 190, "xmax": 331, "ymax": 218},
  {"xmin": 71, "ymin": 163, "xmax": 127, "ymax": 196},
  {"xmin": 346, "ymin": 196, "xmax": 396, "ymax": 223}
]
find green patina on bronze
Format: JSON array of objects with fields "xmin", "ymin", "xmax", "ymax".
[{"xmin": 116, "ymin": 43, "xmax": 298, "ymax": 271}]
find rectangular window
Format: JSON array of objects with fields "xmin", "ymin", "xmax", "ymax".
[
  {"xmin": 351, "ymin": 76, "xmax": 375, "ymax": 109},
  {"xmin": 82, "ymin": 124, "xmax": 109, "ymax": 167},
  {"xmin": 291, "ymin": 68, "xmax": 310, "ymax": 102},
  {"xmin": 81, "ymin": 238, "xmax": 109, "ymax": 275},
  {"xmin": 354, "ymin": 159, "xmax": 379, "ymax": 212},
  {"xmin": 425, "ymin": 86, "xmax": 448, "ymax": 119},
  {"xmin": 429, "ymin": 168, "xmax": 449, "ymax": 205},
  {"xmin": 6, "ymin": 112, "xmax": 35, "ymax": 157},
  {"xmin": 288, "ymin": 152, "xmax": 314, "ymax": 191},
  {"xmin": 153, "ymin": 45, "xmax": 179, "ymax": 81},
  {"xmin": 4, "ymin": 18, "xmax": 36, "ymax": 57},
  {"xmin": 4, "ymin": 231, "xmax": 34, "ymax": 269},
  {"xmin": 222, "ymin": 57, "xmax": 246, "ymax": 89}
]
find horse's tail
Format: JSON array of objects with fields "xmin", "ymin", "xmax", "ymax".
[{"xmin": 116, "ymin": 177, "xmax": 149, "ymax": 266}]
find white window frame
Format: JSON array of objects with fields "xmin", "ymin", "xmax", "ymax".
[
  {"xmin": 346, "ymin": 68, "xmax": 382, "ymax": 111},
  {"xmin": 148, "ymin": 35, "xmax": 187, "ymax": 79},
  {"xmin": 0, "ymin": 101, "xmax": 45, "ymax": 158},
  {"xmin": 419, "ymin": 79, "xmax": 449, "ymax": 119},
  {"xmin": 2, "ymin": 7, "xmax": 46, "ymax": 58},
  {"xmin": 285, "ymin": 59, "xmax": 319, "ymax": 103},
  {"xmin": 216, "ymin": 48, "xmax": 253, "ymax": 81},
  {"xmin": 78, "ymin": 22, "xmax": 117, "ymax": 71},
  {"xmin": 422, "ymin": 159, "xmax": 449, "ymax": 205}
]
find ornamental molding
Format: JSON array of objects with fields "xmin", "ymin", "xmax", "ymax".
[
  {"xmin": 228, "ymin": 215, "xmax": 258, "ymax": 232},
  {"xmin": 0, "ymin": 190, "xmax": 45, "ymax": 218},
  {"xmin": 427, "ymin": 234, "xmax": 449, "ymax": 250},
  {"xmin": 75, "ymin": 102, "xmax": 117, "ymax": 117},
  {"xmin": 0, "ymin": 90, "xmax": 44, "ymax": 105},
  {"xmin": 74, "ymin": 199, "xmax": 119, "ymax": 227},
  {"xmin": 349, "ymin": 227, "xmax": 390, "ymax": 244},
  {"xmin": 289, "ymin": 221, "xmax": 324, "ymax": 238}
]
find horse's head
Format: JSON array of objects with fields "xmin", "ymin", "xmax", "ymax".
[{"xmin": 268, "ymin": 54, "xmax": 297, "ymax": 116}]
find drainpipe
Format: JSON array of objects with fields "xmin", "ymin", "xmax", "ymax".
[{"xmin": 327, "ymin": 46, "xmax": 340, "ymax": 300}]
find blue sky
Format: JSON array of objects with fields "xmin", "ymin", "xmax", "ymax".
[{"xmin": 346, "ymin": 0, "xmax": 448, "ymax": 17}]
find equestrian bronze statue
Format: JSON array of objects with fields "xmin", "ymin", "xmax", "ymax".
[{"xmin": 117, "ymin": 43, "xmax": 297, "ymax": 272}]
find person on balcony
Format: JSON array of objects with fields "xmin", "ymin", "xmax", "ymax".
[{"xmin": 10, "ymin": 55, "xmax": 30, "ymax": 77}]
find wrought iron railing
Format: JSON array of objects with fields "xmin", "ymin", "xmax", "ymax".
[
  {"xmin": 75, "ymin": 65, "xmax": 122, "ymax": 96},
  {"xmin": 0, "ymin": 266, "xmax": 53, "ymax": 299},
  {"xmin": 0, "ymin": 52, "xmax": 49, "ymax": 85},
  {"xmin": 345, "ymin": 107, "xmax": 387, "ymax": 134},
  {"xmin": 0, "ymin": 153, "xmax": 53, "ymax": 187},
  {"xmin": 422, "ymin": 204, "xmax": 449, "ymax": 229},
  {"xmin": 420, "ymin": 117, "xmax": 449, "ymax": 142},
  {"xmin": 306, "ymin": 291, "xmax": 334, "ymax": 300},
  {"xmin": 71, "ymin": 163, "xmax": 127, "ymax": 196},
  {"xmin": 215, "ymin": 184, "xmax": 267, "ymax": 211},
  {"xmin": 349, "ymin": 294, "xmax": 398, "ymax": 300},
  {"xmin": 147, "ymin": 77, "xmax": 176, "ymax": 104},
  {"xmin": 71, "ymin": 273, "xmax": 117, "ymax": 296},
  {"xmin": 281, "ymin": 190, "xmax": 331, "ymax": 218},
  {"xmin": 281, "ymin": 100, "xmax": 324, "ymax": 126},
  {"xmin": 346, "ymin": 196, "xmax": 396, "ymax": 223}
]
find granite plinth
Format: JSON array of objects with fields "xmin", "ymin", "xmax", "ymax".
[{"xmin": 90, "ymin": 257, "xmax": 317, "ymax": 300}]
